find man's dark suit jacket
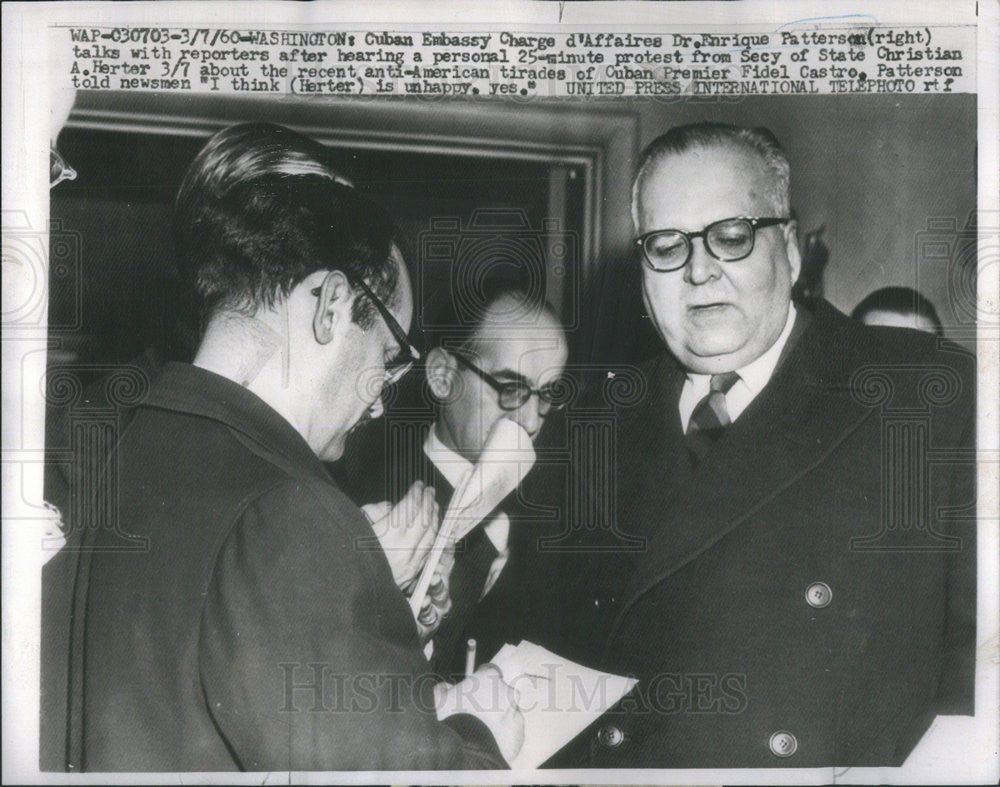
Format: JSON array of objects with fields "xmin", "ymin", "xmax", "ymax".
[
  {"xmin": 333, "ymin": 415, "xmax": 553, "ymax": 678},
  {"xmin": 549, "ymin": 301, "xmax": 976, "ymax": 768},
  {"xmin": 59, "ymin": 363, "xmax": 505, "ymax": 771}
]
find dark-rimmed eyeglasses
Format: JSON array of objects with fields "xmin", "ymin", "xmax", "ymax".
[
  {"xmin": 636, "ymin": 216, "xmax": 789, "ymax": 272},
  {"xmin": 311, "ymin": 275, "xmax": 420, "ymax": 385},
  {"xmin": 451, "ymin": 351, "xmax": 566, "ymax": 412}
]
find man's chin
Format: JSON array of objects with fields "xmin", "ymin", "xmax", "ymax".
[
  {"xmin": 673, "ymin": 339, "xmax": 749, "ymax": 373},
  {"xmin": 317, "ymin": 437, "xmax": 346, "ymax": 463},
  {"xmin": 347, "ymin": 405, "xmax": 382, "ymax": 435}
]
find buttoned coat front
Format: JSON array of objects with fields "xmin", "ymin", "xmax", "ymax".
[{"xmin": 550, "ymin": 302, "xmax": 976, "ymax": 768}]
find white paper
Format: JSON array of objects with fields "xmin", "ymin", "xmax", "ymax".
[
  {"xmin": 447, "ymin": 419, "xmax": 536, "ymax": 541},
  {"xmin": 489, "ymin": 640, "xmax": 638, "ymax": 770},
  {"xmin": 410, "ymin": 419, "xmax": 535, "ymax": 614}
]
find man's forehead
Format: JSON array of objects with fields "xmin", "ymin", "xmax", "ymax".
[
  {"xmin": 638, "ymin": 144, "xmax": 773, "ymax": 226},
  {"xmin": 474, "ymin": 332, "xmax": 566, "ymax": 381},
  {"xmin": 647, "ymin": 141, "xmax": 763, "ymax": 177},
  {"xmin": 475, "ymin": 297, "xmax": 563, "ymax": 341},
  {"xmin": 472, "ymin": 305, "xmax": 563, "ymax": 355},
  {"xmin": 476, "ymin": 292, "xmax": 542, "ymax": 326}
]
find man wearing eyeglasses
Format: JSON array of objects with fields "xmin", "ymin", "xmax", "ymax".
[
  {"xmin": 337, "ymin": 280, "xmax": 568, "ymax": 678},
  {"xmin": 555, "ymin": 122, "xmax": 975, "ymax": 768},
  {"xmin": 60, "ymin": 150, "xmax": 526, "ymax": 771}
]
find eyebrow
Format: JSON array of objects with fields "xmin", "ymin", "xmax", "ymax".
[
  {"xmin": 489, "ymin": 368, "xmax": 531, "ymax": 386},
  {"xmin": 492, "ymin": 369, "xmax": 558, "ymax": 390}
]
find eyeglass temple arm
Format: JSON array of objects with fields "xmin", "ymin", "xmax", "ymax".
[{"xmin": 310, "ymin": 274, "xmax": 420, "ymax": 362}]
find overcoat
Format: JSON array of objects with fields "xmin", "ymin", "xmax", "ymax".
[
  {"xmin": 551, "ymin": 302, "xmax": 976, "ymax": 768},
  {"xmin": 64, "ymin": 363, "xmax": 505, "ymax": 771}
]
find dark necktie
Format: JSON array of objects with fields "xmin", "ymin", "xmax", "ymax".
[
  {"xmin": 427, "ymin": 462, "xmax": 499, "ymax": 675},
  {"xmin": 685, "ymin": 371, "xmax": 740, "ymax": 463},
  {"xmin": 432, "ymin": 512, "xmax": 500, "ymax": 678}
]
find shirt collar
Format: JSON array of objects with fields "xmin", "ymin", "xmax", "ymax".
[
  {"xmin": 424, "ymin": 422, "xmax": 512, "ymax": 556},
  {"xmin": 423, "ymin": 422, "xmax": 474, "ymax": 489}
]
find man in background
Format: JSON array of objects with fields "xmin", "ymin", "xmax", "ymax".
[
  {"xmin": 852, "ymin": 285, "xmax": 945, "ymax": 335},
  {"xmin": 336, "ymin": 279, "xmax": 569, "ymax": 677},
  {"xmin": 554, "ymin": 122, "xmax": 975, "ymax": 768}
]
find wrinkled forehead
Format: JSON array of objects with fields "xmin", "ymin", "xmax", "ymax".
[{"xmin": 475, "ymin": 337, "xmax": 568, "ymax": 386}]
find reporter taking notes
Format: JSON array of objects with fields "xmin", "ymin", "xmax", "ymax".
[{"xmin": 54, "ymin": 124, "xmax": 524, "ymax": 771}]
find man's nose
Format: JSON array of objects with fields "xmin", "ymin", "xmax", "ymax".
[
  {"xmin": 684, "ymin": 238, "xmax": 722, "ymax": 285},
  {"xmin": 512, "ymin": 394, "xmax": 544, "ymax": 438}
]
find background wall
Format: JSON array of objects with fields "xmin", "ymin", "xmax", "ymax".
[
  {"xmin": 575, "ymin": 93, "xmax": 977, "ymax": 362},
  {"xmin": 51, "ymin": 92, "xmax": 977, "ymax": 370}
]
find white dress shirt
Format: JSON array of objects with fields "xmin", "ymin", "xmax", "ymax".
[
  {"xmin": 423, "ymin": 425, "xmax": 510, "ymax": 598},
  {"xmin": 678, "ymin": 305, "xmax": 798, "ymax": 432}
]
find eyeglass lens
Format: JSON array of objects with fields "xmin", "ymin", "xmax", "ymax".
[
  {"xmin": 497, "ymin": 381, "xmax": 562, "ymax": 411},
  {"xmin": 646, "ymin": 218, "xmax": 755, "ymax": 269}
]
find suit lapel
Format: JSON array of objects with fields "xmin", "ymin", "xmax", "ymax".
[
  {"xmin": 614, "ymin": 355, "xmax": 692, "ymax": 541},
  {"xmin": 610, "ymin": 305, "xmax": 876, "ymax": 643}
]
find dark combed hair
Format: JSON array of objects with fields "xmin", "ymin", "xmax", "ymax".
[
  {"xmin": 173, "ymin": 122, "xmax": 351, "ymax": 268},
  {"xmin": 185, "ymin": 173, "xmax": 397, "ymax": 327},
  {"xmin": 632, "ymin": 121, "xmax": 791, "ymax": 226},
  {"xmin": 851, "ymin": 286, "xmax": 944, "ymax": 336}
]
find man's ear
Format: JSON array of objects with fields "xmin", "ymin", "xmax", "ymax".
[
  {"xmin": 425, "ymin": 347, "xmax": 457, "ymax": 400},
  {"xmin": 783, "ymin": 219, "xmax": 803, "ymax": 284},
  {"xmin": 311, "ymin": 270, "xmax": 353, "ymax": 345}
]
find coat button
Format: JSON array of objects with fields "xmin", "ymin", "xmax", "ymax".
[
  {"xmin": 769, "ymin": 730, "xmax": 798, "ymax": 758},
  {"xmin": 597, "ymin": 724, "xmax": 624, "ymax": 747},
  {"xmin": 805, "ymin": 581, "xmax": 832, "ymax": 608}
]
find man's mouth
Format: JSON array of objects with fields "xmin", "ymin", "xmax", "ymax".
[{"xmin": 688, "ymin": 302, "xmax": 731, "ymax": 313}]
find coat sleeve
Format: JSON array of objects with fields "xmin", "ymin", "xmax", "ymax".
[{"xmin": 197, "ymin": 480, "xmax": 507, "ymax": 771}]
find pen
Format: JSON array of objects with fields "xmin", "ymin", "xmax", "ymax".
[{"xmin": 465, "ymin": 638, "xmax": 477, "ymax": 677}]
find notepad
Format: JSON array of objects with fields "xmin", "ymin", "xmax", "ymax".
[{"xmin": 489, "ymin": 640, "xmax": 638, "ymax": 770}]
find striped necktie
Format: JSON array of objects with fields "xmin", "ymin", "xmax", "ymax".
[{"xmin": 685, "ymin": 371, "xmax": 741, "ymax": 463}]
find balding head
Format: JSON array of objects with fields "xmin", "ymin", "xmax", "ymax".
[{"xmin": 424, "ymin": 282, "xmax": 568, "ymax": 462}]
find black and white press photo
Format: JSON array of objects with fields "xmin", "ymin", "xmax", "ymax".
[{"xmin": 3, "ymin": 1, "xmax": 997, "ymax": 784}]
